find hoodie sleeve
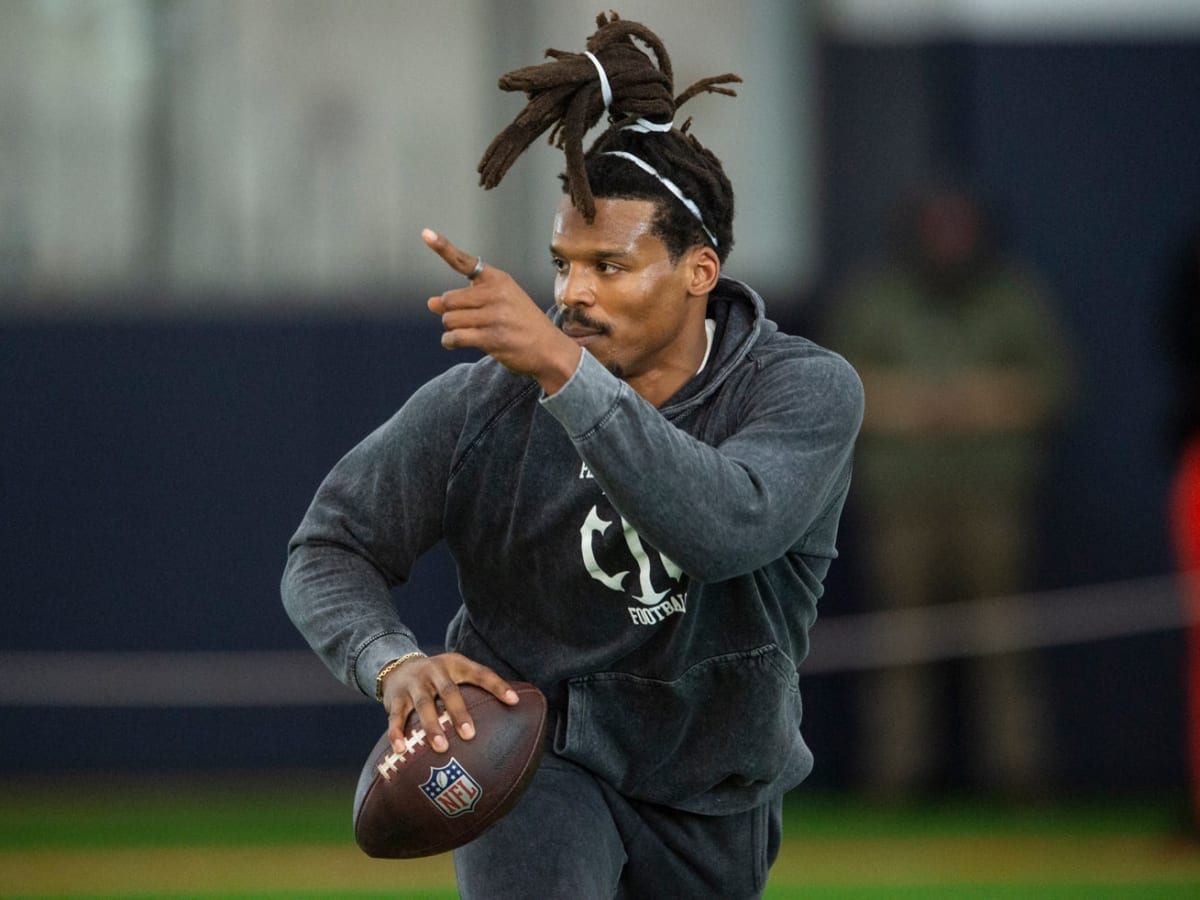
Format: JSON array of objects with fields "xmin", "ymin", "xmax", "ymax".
[
  {"xmin": 539, "ymin": 344, "xmax": 864, "ymax": 583},
  {"xmin": 280, "ymin": 369, "xmax": 463, "ymax": 696}
]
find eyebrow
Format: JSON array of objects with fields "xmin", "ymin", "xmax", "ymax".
[{"xmin": 549, "ymin": 244, "xmax": 637, "ymax": 261}]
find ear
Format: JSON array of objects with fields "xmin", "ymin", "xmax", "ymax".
[{"xmin": 684, "ymin": 245, "xmax": 721, "ymax": 297}]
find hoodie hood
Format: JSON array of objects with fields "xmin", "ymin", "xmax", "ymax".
[{"xmin": 660, "ymin": 275, "xmax": 767, "ymax": 415}]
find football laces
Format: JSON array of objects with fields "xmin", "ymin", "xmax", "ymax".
[{"xmin": 376, "ymin": 710, "xmax": 454, "ymax": 780}]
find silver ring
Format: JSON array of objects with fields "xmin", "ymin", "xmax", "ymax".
[{"xmin": 467, "ymin": 256, "xmax": 485, "ymax": 280}]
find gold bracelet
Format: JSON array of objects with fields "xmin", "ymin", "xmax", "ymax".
[{"xmin": 374, "ymin": 651, "xmax": 427, "ymax": 702}]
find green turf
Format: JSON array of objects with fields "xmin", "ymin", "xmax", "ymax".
[
  {"xmin": 1, "ymin": 778, "xmax": 1185, "ymax": 849},
  {"xmin": 771, "ymin": 888, "xmax": 1200, "ymax": 900},
  {"xmin": 11, "ymin": 887, "xmax": 1197, "ymax": 900},
  {"xmin": 0, "ymin": 775, "xmax": 353, "ymax": 849},
  {"xmin": 782, "ymin": 790, "xmax": 1188, "ymax": 837},
  {"xmin": 2, "ymin": 776, "xmax": 1197, "ymax": 898}
]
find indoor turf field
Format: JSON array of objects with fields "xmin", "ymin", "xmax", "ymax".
[{"xmin": 2, "ymin": 775, "xmax": 1199, "ymax": 898}]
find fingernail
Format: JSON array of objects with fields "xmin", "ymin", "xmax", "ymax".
[
  {"xmin": 421, "ymin": 228, "xmax": 438, "ymax": 242},
  {"xmin": 433, "ymin": 734, "xmax": 449, "ymax": 753},
  {"xmin": 393, "ymin": 740, "xmax": 405, "ymax": 754},
  {"xmin": 505, "ymin": 690, "xmax": 519, "ymax": 704},
  {"xmin": 460, "ymin": 722, "xmax": 475, "ymax": 740}
]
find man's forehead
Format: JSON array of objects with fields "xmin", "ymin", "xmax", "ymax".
[{"xmin": 551, "ymin": 196, "xmax": 661, "ymax": 252}]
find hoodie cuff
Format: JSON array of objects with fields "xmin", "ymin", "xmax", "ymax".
[
  {"xmin": 538, "ymin": 348, "xmax": 626, "ymax": 439},
  {"xmin": 353, "ymin": 631, "xmax": 423, "ymax": 698}
]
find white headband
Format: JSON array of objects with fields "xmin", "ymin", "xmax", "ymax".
[{"xmin": 601, "ymin": 151, "xmax": 718, "ymax": 248}]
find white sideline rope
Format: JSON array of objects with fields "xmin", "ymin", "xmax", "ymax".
[
  {"xmin": 0, "ymin": 575, "xmax": 1196, "ymax": 706},
  {"xmin": 803, "ymin": 573, "xmax": 1194, "ymax": 674},
  {"xmin": 0, "ymin": 651, "xmax": 364, "ymax": 707}
]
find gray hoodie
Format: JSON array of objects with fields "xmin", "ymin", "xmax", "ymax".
[{"xmin": 282, "ymin": 276, "xmax": 864, "ymax": 814}]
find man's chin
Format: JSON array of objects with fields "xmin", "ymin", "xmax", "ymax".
[{"xmin": 563, "ymin": 330, "xmax": 623, "ymax": 379}]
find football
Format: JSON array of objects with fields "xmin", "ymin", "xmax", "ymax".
[{"xmin": 352, "ymin": 681, "xmax": 547, "ymax": 858}]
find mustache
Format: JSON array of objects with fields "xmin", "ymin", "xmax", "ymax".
[{"xmin": 558, "ymin": 307, "xmax": 611, "ymax": 335}]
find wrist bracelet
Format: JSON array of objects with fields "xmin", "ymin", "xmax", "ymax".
[{"xmin": 374, "ymin": 651, "xmax": 427, "ymax": 701}]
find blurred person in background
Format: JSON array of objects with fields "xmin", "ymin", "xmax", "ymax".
[
  {"xmin": 824, "ymin": 184, "xmax": 1074, "ymax": 801},
  {"xmin": 1166, "ymin": 222, "xmax": 1200, "ymax": 828}
]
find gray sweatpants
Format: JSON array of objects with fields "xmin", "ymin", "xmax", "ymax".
[{"xmin": 453, "ymin": 753, "xmax": 783, "ymax": 899}]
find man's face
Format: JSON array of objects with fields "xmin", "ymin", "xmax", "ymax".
[{"xmin": 550, "ymin": 196, "xmax": 704, "ymax": 392}]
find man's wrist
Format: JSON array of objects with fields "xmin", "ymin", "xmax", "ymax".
[
  {"xmin": 374, "ymin": 651, "xmax": 427, "ymax": 702},
  {"xmin": 534, "ymin": 340, "xmax": 583, "ymax": 398}
]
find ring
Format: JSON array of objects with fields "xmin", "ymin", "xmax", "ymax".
[{"xmin": 467, "ymin": 256, "xmax": 485, "ymax": 280}]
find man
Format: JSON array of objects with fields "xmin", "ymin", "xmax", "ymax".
[
  {"xmin": 283, "ymin": 14, "xmax": 863, "ymax": 897},
  {"xmin": 825, "ymin": 185, "xmax": 1072, "ymax": 799}
]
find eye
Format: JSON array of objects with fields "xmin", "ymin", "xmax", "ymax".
[
  {"xmin": 596, "ymin": 261, "xmax": 621, "ymax": 274},
  {"xmin": 551, "ymin": 257, "xmax": 567, "ymax": 273}
]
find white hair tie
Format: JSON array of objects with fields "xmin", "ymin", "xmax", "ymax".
[
  {"xmin": 623, "ymin": 118, "xmax": 674, "ymax": 134},
  {"xmin": 585, "ymin": 51, "xmax": 674, "ymax": 134},
  {"xmin": 583, "ymin": 52, "xmax": 613, "ymax": 111}
]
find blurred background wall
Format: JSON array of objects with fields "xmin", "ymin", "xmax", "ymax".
[
  {"xmin": 3, "ymin": 0, "xmax": 1199, "ymax": 797},
  {"xmin": 0, "ymin": 0, "xmax": 817, "ymax": 303}
]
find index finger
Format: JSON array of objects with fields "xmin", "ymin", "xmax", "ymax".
[{"xmin": 421, "ymin": 228, "xmax": 482, "ymax": 278}]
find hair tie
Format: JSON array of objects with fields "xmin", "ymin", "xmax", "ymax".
[
  {"xmin": 585, "ymin": 51, "xmax": 674, "ymax": 134},
  {"xmin": 583, "ymin": 51, "xmax": 613, "ymax": 111},
  {"xmin": 623, "ymin": 118, "xmax": 674, "ymax": 134}
]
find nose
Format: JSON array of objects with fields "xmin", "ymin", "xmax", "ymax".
[{"xmin": 556, "ymin": 263, "xmax": 594, "ymax": 309}]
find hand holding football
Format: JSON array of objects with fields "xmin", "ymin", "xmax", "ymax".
[{"xmin": 352, "ymin": 681, "xmax": 547, "ymax": 858}]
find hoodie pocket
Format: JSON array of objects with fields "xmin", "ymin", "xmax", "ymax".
[{"xmin": 555, "ymin": 644, "xmax": 810, "ymax": 813}]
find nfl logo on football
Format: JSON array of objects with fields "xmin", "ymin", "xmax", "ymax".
[{"xmin": 420, "ymin": 758, "xmax": 483, "ymax": 817}]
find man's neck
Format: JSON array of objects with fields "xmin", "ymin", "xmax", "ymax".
[{"xmin": 628, "ymin": 311, "xmax": 713, "ymax": 408}]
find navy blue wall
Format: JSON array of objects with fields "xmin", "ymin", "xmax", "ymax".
[
  {"xmin": 2, "ymin": 315, "xmax": 470, "ymax": 653},
  {"xmin": 1, "ymin": 316, "xmax": 473, "ymax": 772},
  {"xmin": 817, "ymin": 41, "xmax": 1200, "ymax": 584},
  {"xmin": 964, "ymin": 42, "xmax": 1199, "ymax": 797},
  {"xmin": 970, "ymin": 44, "xmax": 1200, "ymax": 581},
  {"xmin": 800, "ymin": 40, "xmax": 1198, "ymax": 793}
]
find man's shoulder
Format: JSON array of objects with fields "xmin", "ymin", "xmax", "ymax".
[
  {"xmin": 401, "ymin": 357, "xmax": 538, "ymax": 426},
  {"xmin": 422, "ymin": 356, "xmax": 534, "ymax": 397},
  {"xmin": 755, "ymin": 321, "xmax": 858, "ymax": 373},
  {"xmin": 760, "ymin": 325, "xmax": 864, "ymax": 411}
]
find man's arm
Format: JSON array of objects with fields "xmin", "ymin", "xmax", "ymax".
[
  {"xmin": 540, "ymin": 346, "xmax": 865, "ymax": 582},
  {"xmin": 281, "ymin": 372, "xmax": 516, "ymax": 757}
]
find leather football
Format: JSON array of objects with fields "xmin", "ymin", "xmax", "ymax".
[{"xmin": 352, "ymin": 681, "xmax": 547, "ymax": 858}]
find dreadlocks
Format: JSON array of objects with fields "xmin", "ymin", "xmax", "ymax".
[{"xmin": 477, "ymin": 12, "xmax": 742, "ymax": 263}]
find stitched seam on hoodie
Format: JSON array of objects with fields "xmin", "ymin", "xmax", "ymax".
[
  {"xmin": 448, "ymin": 380, "xmax": 540, "ymax": 482},
  {"xmin": 570, "ymin": 390, "xmax": 624, "ymax": 442}
]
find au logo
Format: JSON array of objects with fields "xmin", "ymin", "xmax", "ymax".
[{"xmin": 420, "ymin": 758, "xmax": 482, "ymax": 818}]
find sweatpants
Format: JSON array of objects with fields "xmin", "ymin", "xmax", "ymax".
[{"xmin": 453, "ymin": 753, "xmax": 784, "ymax": 899}]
